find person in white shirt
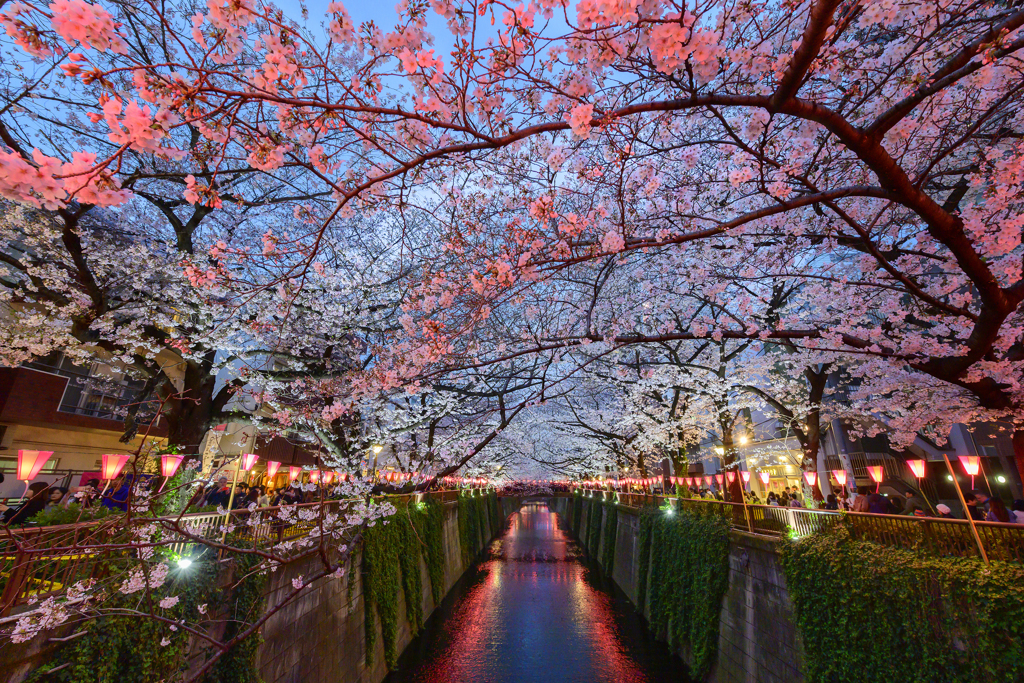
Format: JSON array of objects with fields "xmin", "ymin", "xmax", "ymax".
[{"xmin": 1012, "ymin": 500, "xmax": 1024, "ymax": 524}]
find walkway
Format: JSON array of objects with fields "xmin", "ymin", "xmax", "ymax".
[{"xmin": 385, "ymin": 501, "xmax": 688, "ymax": 683}]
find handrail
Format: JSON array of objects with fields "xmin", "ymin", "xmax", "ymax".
[
  {"xmin": 580, "ymin": 491, "xmax": 1024, "ymax": 562},
  {"xmin": 0, "ymin": 489, "xmax": 486, "ymax": 616}
]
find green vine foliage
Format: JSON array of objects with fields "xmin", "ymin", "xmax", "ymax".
[
  {"xmin": 362, "ymin": 500, "xmax": 423, "ymax": 669},
  {"xmin": 601, "ymin": 501, "xmax": 618, "ymax": 571},
  {"xmin": 644, "ymin": 507, "xmax": 731, "ymax": 680},
  {"xmin": 409, "ymin": 499, "xmax": 446, "ymax": 605},
  {"xmin": 636, "ymin": 509, "xmax": 654, "ymax": 610},
  {"xmin": 572, "ymin": 491, "xmax": 583, "ymax": 532},
  {"xmin": 780, "ymin": 525, "xmax": 1024, "ymax": 682},
  {"xmin": 457, "ymin": 492, "xmax": 498, "ymax": 564},
  {"xmin": 29, "ymin": 541, "xmax": 265, "ymax": 683},
  {"xmin": 587, "ymin": 500, "xmax": 602, "ymax": 556}
]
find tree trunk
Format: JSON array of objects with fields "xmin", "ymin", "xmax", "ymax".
[{"xmin": 1013, "ymin": 430, "xmax": 1024, "ymax": 498}]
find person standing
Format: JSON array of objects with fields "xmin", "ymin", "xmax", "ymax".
[
  {"xmin": 852, "ymin": 486, "xmax": 871, "ymax": 512},
  {"xmin": 901, "ymin": 490, "xmax": 928, "ymax": 516},
  {"xmin": 963, "ymin": 492, "xmax": 986, "ymax": 521}
]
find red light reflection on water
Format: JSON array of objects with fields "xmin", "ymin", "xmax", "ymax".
[{"xmin": 392, "ymin": 503, "xmax": 679, "ymax": 683}]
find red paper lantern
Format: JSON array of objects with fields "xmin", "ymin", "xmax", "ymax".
[
  {"xmin": 758, "ymin": 471, "xmax": 771, "ymax": 486},
  {"xmin": 867, "ymin": 465, "xmax": 884, "ymax": 492},
  {"xmin": 266, "ymin": 460, "xmax": 282, "ymax": 479},
  {"xmin": 240, "ymin": 452, "xmax": 259, "ymax": 472},
  {"xmin": 289, "ymin": 466, "xmax": 302, "ymax": 482},
  {"xmin": 309, "ymin": 469, "xmax": 321, "ymax": 484},
  {"xmin": 102, "ymin": 453, "xmax": 130, "ymax": 481},
  {"xmin": 907, "ymin": 459, "xmax": 925, "ymax": 479},
  {"xmin": 160, "ymin": 454, "xmax": 184, "ymax": 478},
  {"xmin": 726, "ymin": 471, "xmax": 737, "ymax": 484},
  {"xmin": 715, "ymin": 474, "xmax": 724, "ymax": 486},
  {"xmin": 740, "ymin": 471, "xmax": 751, "ymax": 484},
  {"xmin": 321, "ymin": 471, "xmax": 335, "ymax": 486},
  {"xmin": 17, "ymin": 449, "xmax": 53, "ymax": 481},
  {"xmin": 803, "ymin": 471, "xmax": 817, "ymax": 487},
  {"xmin": 958, "ymin": 455, "xmax": 981, "ymax": 488},
  {"xmin": 831, "ymin": 469, "xmax": 847, "ymax": 486}
]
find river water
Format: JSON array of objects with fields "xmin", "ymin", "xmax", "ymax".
[{"xmin": 384, "ymin": 501, "xmax": 689, "ymax": 683}]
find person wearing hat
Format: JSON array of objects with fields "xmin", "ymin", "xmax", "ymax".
[{"xmin": 935, "ymin": 503, "xmax": 954, "ymax": 519}]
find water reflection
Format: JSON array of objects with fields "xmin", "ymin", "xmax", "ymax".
[{"xmin": 385, "ymin": 502, "xmax": 689, "ymax": 683}]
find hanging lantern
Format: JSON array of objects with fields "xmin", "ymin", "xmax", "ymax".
[
  {"xmin": 160, "ymin": 454, "xmax": 185, "ymax": 478},
  {"xmin": 740, "ymin": 470, "xmax": 751, "ymax": 484},
  {"xmin": 240, "ymin": 452, "xmax": 259, "ymax": 472},
  {"xmin": 803, "ymin": 470, "xmax": 818, "ymax": 487},
  {"xmin": 866, "ymin": 465, "xmax": 884, "ymax": 492},
  {"xmin": 289, "ymin": 466, "xmax": 302, "ymax": 482},
  {"xmin": 321, "ymin": 471, "xmax": 335, "ymax": 486},
  {"xmin": 758, "ymin": 471, "xmax": 771, "ymax": 486},
  {"xmin": 725, "ymin": 471, "xmax": 736, "ymax": 484},
  {"xmin": 832, "ymin": 469, "xmax": 847, "ymax": 487},
  {"xmin": 101, "ymin": 453, "xmax": 130, "ymax": 481},
  {"xmin": 17, "ymin": 449, "xmax": 53, "ymax": 482},
  {"xmin": 958, "ymin": 455, "xmax": 981, "ymax": 488},
  {"xmin": 266, "ymin": 461, "xmax": 282, "ymax": 479},
  {"xmin": 715, "ymin": 474, "xmax": 724, "ymax": 486},
  {"xmin": 309, "ymin": 469, "xmax": 321, "ymax": 484},
  {"xmin": 906, "ymin": 459, "xmax": 925, "ymax": 479}
]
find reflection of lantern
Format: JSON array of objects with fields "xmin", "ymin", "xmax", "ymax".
[
  {"xmin": 240, "ymin": 453, "xmax": 259, "ymax": 472},
  {"xmin": 289, "ymin": 466, "xmax": 302, "ymax": 482},
  {"xmin": 832, "ymin": 469, "xmax": 847, "ymax": 487},
  {"xmin": 102, "ymin": 453, "xmax": 130, "ymax": 480},
  {"xmin": 758, "ymin": 471, "xmax": 771, "ymax": 486},
  {"xmin": 17, "ymin": 449, "xmax": 53, "ymax": 482},
  {"xmin": 266, "ymin": 461, "xmax": 282, "ymax": 479},
  {"xmin": 160, "ymin": 454, "xmax": 184, "ymax": 478},
  {"xmin": 726, "ymin": 471, "xmax": 737, "ymax": 484},
  {"xmin": 803, "ymin": 471, "xmax": 817, "ymax": 487},
  {"xmin": 867, "ymin": 465, "xmax": 884, "ymax": 492},
  {"xmin": 958, "ymin": 455, "xmax": 981, "ymax": 488}
]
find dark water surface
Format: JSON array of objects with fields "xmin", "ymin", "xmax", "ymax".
[{"xmin": 384, "ymin": 501, "xmax": 690, "ymax": 683}]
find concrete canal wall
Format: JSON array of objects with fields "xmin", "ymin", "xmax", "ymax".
[
  {"xmin": 549, "ymin": 495, "xmax": 804, "ymax": 683},
  {"xmin": 257, "ymin": 495, "xmax": 523, "ymax": 683}
]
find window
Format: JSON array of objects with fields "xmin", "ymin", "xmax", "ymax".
[{"xmin": 24, "ymin": 352, "xmax": 147, "ymax": 420}]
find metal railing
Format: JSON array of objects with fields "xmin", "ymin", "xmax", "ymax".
[
  {"xmin": 0, "ymin": 490, "xmax": 477, "ymax": 617},
  {"xmin": 595, "ymin": 492, "xmax": 1024, "ymax": 562}
]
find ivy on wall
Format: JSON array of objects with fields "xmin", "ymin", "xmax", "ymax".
[
  {"xmin": 409, "ymin": 499, "xmax": 446, "ymax": 605},
  {"xmin": 601, "ymin": 501, "xmax": 618, "ymax": 571},
  {"xmin": 363, "ymin": 499, "xmax": 425, "ymax": 669},
  {"xmin": 456, "ymin": 492, "xmax": 498, "ymax": 564},
  {"xmin": 587, "ymin": 500, "xmax": 602, "ymax": 556},
  {"xmin": 28, "ymin": 541, "xmax": 266, "ymax": 683},
  {"xmin": 780, "ymin": 525, "xmax": 1024, "ymax": 683},
  {"xmin": 644, "ymin": 507, "xmax": 731, "ymax": 680}
]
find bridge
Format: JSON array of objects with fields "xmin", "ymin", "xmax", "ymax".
[{"xmin": 3, "ymin": 491, "xmax": 1023, "ymax": 683}]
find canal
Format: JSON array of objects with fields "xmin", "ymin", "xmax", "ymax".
[{"xmin": 385, "ymin": 501, "xmax": 689, "ymax": 683}]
